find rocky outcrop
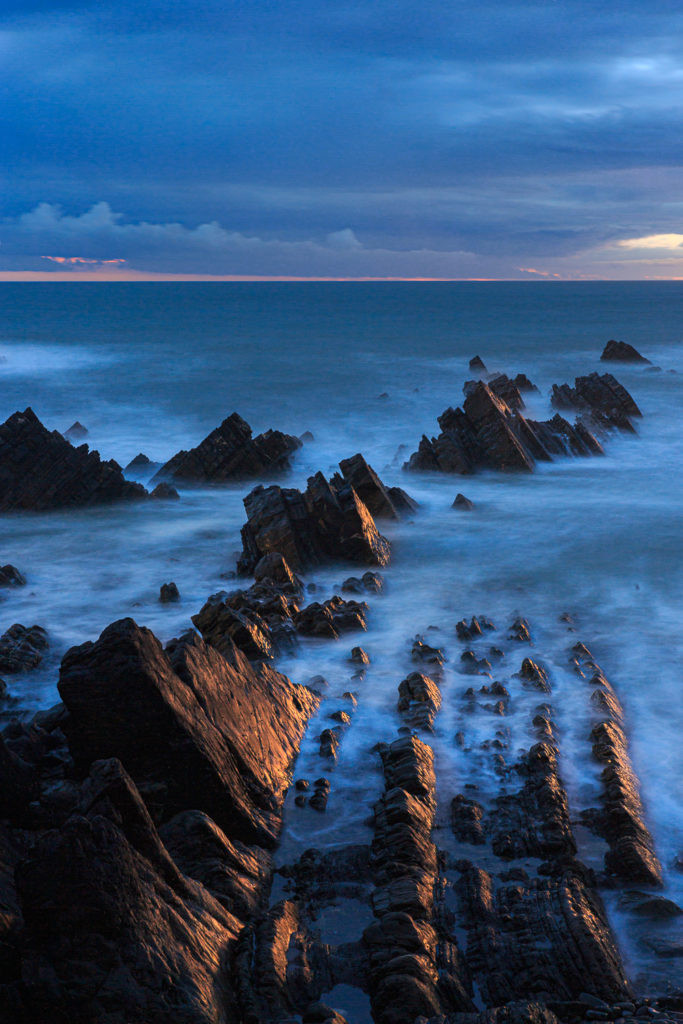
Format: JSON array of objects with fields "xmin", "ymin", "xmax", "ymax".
[
  {"xmin": 238, "ymin": 472, "xmax": 390, "ymax": 573},
  {"xmin": 397, "ymin": 671, "xmax": 441, "ymax": 730},
  {"xmin": 0, "ymin": 624, "xmax": 48, "ymax": 673},
  {"xmin": 601, "ymin": 339, "xmax": 650, "ymax": 363},
  {"xmin": 0, "ymin": 564, "xmax": 26, "ymax": 587},
  {"xmin": 550, "ymin": 372, "xmax": 642, "ymax": 432},
  {"xmin": 405, "ymin": 382, "xmax": 603, "ymax": 475},
  {"xmin": 63, "ymin": 420, "xmax": 88, "ymax": 441},
  {"xmin": 14, "ymin": 758, "xmax": 241, "ymax": 1024},
  {"xmin": 153, "ymin": 411, "xmax": 301, "ymax": 483},
  {"xmin": 333, "ymin": 453, "xmax": 417, "ymax": 519},
  {"xmin": 58, "ymin": 618, "xmax": 318, "ymax": 847},
  {"xmin": 0, "ymin": 408, "xmax": 148, "ymax": 510}
]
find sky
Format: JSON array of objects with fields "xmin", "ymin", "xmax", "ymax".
[{"xmin": 2, "ymin": 0, "xmax": 683, "ymax": 280}]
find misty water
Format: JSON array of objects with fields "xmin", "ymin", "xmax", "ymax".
[{"xmin": 0, "ymin": 282, "xmax": 681, "ymax": 999}]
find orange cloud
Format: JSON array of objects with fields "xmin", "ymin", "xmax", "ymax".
[
  {"xmin": 42, "ymin": 256, "xmax": 126, "ymax": 265},
  {"xmin": 517, "ymin": 266, "xmax": 562, "ymax": 278}
]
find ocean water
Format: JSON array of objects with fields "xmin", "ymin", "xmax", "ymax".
[{"xmin": 0, "ymin": 282, "xmax": 681, "ymax": 995}]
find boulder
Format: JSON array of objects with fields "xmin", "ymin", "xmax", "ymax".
[
  {"xmin": 0, "ymin": 624, "xmax": 48, "ymax": 673},
  {"xmin": 601, "ymin": 340, "xmax": 650, "ymax": 363},
  {"xmin": 0, "ymin": 408, "xmax": 148, "ymax": 510},
  {"xmin": 0, "ymin": 564, "xmax": 26, "ymax": 587},
  {"xmin": 453, "ymin": 493, "xmax": 474, "ymax": 510},
  {"xmin": 153, "ymin": 412, "xmax": 301, "ymax": 483},
  {"xmin": 159, "ymin": 581, "xmax": 180, "ymax": 603},
  {"xmin": 58, "ymin": 618, "xmax": 318, "ymax": 847},
  {"xmin": 238, "ymin": 472, "xmax": 391, "ymax": 573}
]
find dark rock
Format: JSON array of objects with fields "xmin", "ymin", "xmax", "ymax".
[
  {"xmin": 412, "ymin": 638, "xmax": 446, "ymax": 666},
  {"xmin": 58, "ymin": 618, "xmax": 319, "ymax": 846},
  {"xmin": 509, "ymin": 617, "xmax": 531, "ymax": 642},
  {"xmin": 342, "ymin": 571, "xmax": 384, "ymax": 595},
  {"xmin": 319, "ymin": 728, "xmax": 341, "ymax": 760},
  {"xmin": 470, "ymin": 355, "xmax": 488, "ymax": 372},
  {"xmin": 601, "ymin": 340, "xmax": 650, "ymax": 364},
  {"xmin": 351, "ymin": 646, "xmax": 370, "ymax": 664},
  {"xmin": 150, "ymin": 481, "xmax": 180, "ymax": 500},
  {"xmin": 518, "ymin": 658, "xmax": 551, "ymax": 693},
  {"xmin": 153, "ymin": 411, "xmax": 301, "ymax": 483},
  {"xmin": 294, "ymin": 596, "xmax": 368, "ymax": 639},
  {"xmin": 0, "ymin": 734, "xmax": 38, "ymax": 821},
  {"xmin": 0, "ymin": 407, "xmax": 148, "ymax": 510},
  {"xmin": 159, "ymin": 581, "xmax": 180, "ymax": 603},
  {"xmin": 254, "ymin": 552, "xmax": 301, "ymax": 590},
  {"xmin": 309, "ymin": 777, "xmax": 331, "ymax": 811},
  {"xmin": 453, "ymin": 493, "xmax": 475, "ymax": 510},
  {"xmin": 0, "ymin": 624, "xmax": 48, "ymax": 673},
  {"xmin": 550, "ymin": 373, "xmax": 642, "ymax": 432},
  {"xmin": 0, "ymin": 564, "xmax": 26, "ymax": 587},
  {"xmin": 451, "ymin": 793, "xmax": 485, "ymax": 844},
  {"xmin": 15, "ymin": 759, "xmax": 240, "ymax": 1024},
  {"xmin": 397, "ymin": 672, "xmax": 442, "ymax": 731},
  {"xmin": 125, "ymin": 452, "xmax": 153, "ymax": 472},
  {"xmin": 238, "ymin": 472, "xmax": 390, "ymax": 574},
  {"xmin": 63, "ymin": 420, "xmax": 88, "ymax": 441},
  {"xmin": 513, "ymin": 373, "xmax": 539, "ymax": 392},
  {"xmin": 335, "ymin": 453, "xmax": 416, "ymax": 519},
  {"xmin": 194, "ymin": 595, "xmax": 274, "ymax": 659},
  {"xmin": 300, "ymin": 431, "xmax": 315, "ymax": 443}
]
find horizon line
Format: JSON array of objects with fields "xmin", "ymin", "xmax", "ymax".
[{"xmin": 1, "ymin": 271, "xmax": 683, "ymax": 283}]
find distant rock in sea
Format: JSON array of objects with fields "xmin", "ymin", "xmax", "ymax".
[
  {"xmin": 600, "ymin": 339, "xmax": 650, "ymax": 363},
  {"xmin": 0, "ymin": 408, "xmax": 148, "ymax": 510},
  {"xmin": 63, "ymin": 421, "xmax": 89, "ymax": 441},
  {"xmin": 152, "ymin": 411, "xmax": 301, "ymax": 484}
]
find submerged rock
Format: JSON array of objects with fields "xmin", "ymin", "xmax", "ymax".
[
  {"xmin": 453, "ymin": 493, "xmax": 475, "ymax": 510},
  {"xmin": 0, "ymin": 564, "xmax": 26, "ymax": 587},
  {"xmin": 601, "ymin": 339, "xmax": 650, "ymax": 363},
  {"xmin": 238, "ymin": 471, "xmax": 390, "ymax": 573},
  {"xmin": 0, "ymin": 408, "xmax": 148, "ymax": 510},
  {"xmin": 0, "ymin": 624, "xmax": 48, "ymax": 673},
  {"xmin": 153, "ymin": 411, "xmax": 301, "ymax": 483},
  {"xmin": 159, "ymin": 581, "xmax": 180, "ymax": 603}
]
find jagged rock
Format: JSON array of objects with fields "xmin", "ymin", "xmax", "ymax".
[
  {"xmin": 159, "ymin": 581, "xmax": 180, "ymax": 603},
  {"xmin": 238, "ymin": 472, "xmax": 390, "ymax": 573},
  {"xmin": 294, "ymin": 596, "xmax": 368, "ymax": 639},
  {"xmin": 590, "ymin": 719, "xmax": 663, "ymax": 887},
  {"xmin": 513, "ymin": 373, "xmax": 538, "ymax": 392},
  {"xmin": 319, "ymin": 728, "xmax": 341, "ymax": 760},
  {"xmin": 254, "ymin": 552, "xmax": 301, "ymax": 590},
  {"xmin": 405, "ymin": 382, "xmax": 605, "ymax": 476},
  {"xmin": 518, "ymin": 658, "xmax": 551, "ymax": 693},
  {"xmin": 159, "ymin": 809, "xmax": 272, "ymax": 921},
  {"xmin": 334, "ymin": 453, "xmax": 417, "ymax": 519},
  {"xmin": 456, "ymin": 617, "xmax": 485, "ymax": 641},
  {"xmin": 0, "ymin": 564, "xmax": 26, "ymax": 587},
  {"xmin": 153, "ymin": 411, "xmax": 301, "ymax": 483},
  {"xmin": 351, "ymin": 646, "xmax": 370, "ymax": 664},
  {"xmin": 0, "ymin": 624, "xmax": 48, "ymax": 673},
  {"xmin": 550, "ymin": 372, "xmax": 641, "ymax": 432},
  {"xmin": 150, "ymin": 481, "xmax": 180, "ymax": 500},
  {"xmin": 509, "ymin": 617, "xmax": 531, "ymax": 642},
  {"xmin": 63, "ymin": 420, "xmax": 88, "ymax": 441},
  {"xmin": 193, "ymin": 596, "xmax": 275, "ymax": 659},
  {"xmin": 451, "ymin": 794, "xmax": 486, "ymax": 844},
  {"xmin": 412, "ymin": 638, "xmax": 446, "ymax": 666},
  {"xmin": 453, "ymin": 493, "xmax": 474, "ymax": 510},
  {"xmin": 125, "ymin": 452, "xmax": 154, "ymax": 472},
  {"xmin": 0, "ymin": 408, "xmax": 148, "ymax": 510},
  {"xmin": 397, "ymin": 672, "xmax": 442, "ymax": 730},
  {"xmin": 470, "ymin": 355, "xmax": 487, "ymax": 372},
  {"xmin": 14, "ymin": 758, "xmax": 241, "ymax": 1024},
  {"xmin": 58, "ymin": 618, "xmax": 318, "ymax": 847},
  {"xmin": 601, "ymin": 340, "xmax": 650, "ymax": 363}
]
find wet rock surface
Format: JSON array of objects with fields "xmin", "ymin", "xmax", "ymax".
[
  {"xmin": 0, "ymin": 624, "xmax": 48, "ymax": 673},
  {"xmin": 550, "ymin": 373, "xmax": 642, "ymax": 432},
  {"xmin": 601, "ymin": 340, "xmax": 650, "ymax": 363},
  {"xmin": 153, "ymin": 411, "xmax": 301, "ymax": 483},
  {"xmin": 0, "ymin": 407, "xmax": 148, "ymax": 510}
]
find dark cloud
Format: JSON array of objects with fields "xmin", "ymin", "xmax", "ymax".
[{"xmin": 1, "ymin": 1, "xmax": 682, "ymax": 276}]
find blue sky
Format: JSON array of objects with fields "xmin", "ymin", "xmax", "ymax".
[{"xmin": 2, "ymin": 0, "xmax": 683, "ymax": 278}]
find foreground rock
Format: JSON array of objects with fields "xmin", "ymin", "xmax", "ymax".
[
  {"xmin": 238, "ymin": 471, "xmax": 391, "ymax": 573},
  {"xmin": 58, "ymin": 618, "xmax": 318, "ymax": 847},
  {"xmin": 601, "ymin": 339, "xmax": 650, "ymax": 363},
  {"xmin": 0, "ymin": 624, "xmax": 48, "ymax": 673},
  {"xmin": 153, "ymin": 411, "xmax": 301, "ymax": 484},
  {"xmin": 0, "ymin": 408, "xmax": 147, "ymax": 510},
  {"xmin": 405, "ymin": 382, "xmax": 602, "ymax": 475}
]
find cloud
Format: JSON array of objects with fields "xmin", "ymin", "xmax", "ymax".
[
  {"xmin": 43, "ymin": 255, "xmax": 126, "ymax": 265},
  {"xmin": 617, "ymin": 233, "xmax": 683, "ymax": 250}
]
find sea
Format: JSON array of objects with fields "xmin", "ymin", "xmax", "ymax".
[{"xmin": 0, "ymin": 282, "xmax": 681, "ymax": 1000}]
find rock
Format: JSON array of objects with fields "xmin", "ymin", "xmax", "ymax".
[
  {"xmin": 0, "ymin": 734, "xmax": 39, "ymax": 821},
  {"xmin": 0, "ymin": 408, "xmax": 148, "ymax": 510},
  {"xmin": 125, "ymin": 452, "xmax": 154, "ymax": 472},
  {"xmin": 300, "ymin": 431, "xmax": 315, "ymax": 443},
  {"xmin": 451, "ymin": 793, "xmax": 486, "ymax": 844},
  {"xmin": 0, "ymin": 624, "xmax": 48, "ymax": 673},
  {"xmin": 412, "ymin": 638, "xmax": 446, "ymax": 666},
  {"xmin": 453, "ymin": 493, "xmax": 474, "ymax": 510},
  {"xmin": 601, "ymin": 340, "xmax": 650, "ymax": 363},
  {"xmin": 342, "ymin": 571, "xmax": 384, "ymax": 595},
  {"xmin": 550, "ymin": 373, "xmax": 641, "ymax": 432},
  {"xmin": 334, "ymin": 453, "xmax": 417, "ymax": 519},
  {"xmin": 518, "ymin": 658, "xmax": 551, "ymax": 693},
  {"xmin": 0, "ymin": 564, "xmax": 26, "ymax": 587},
  {"xmin": 405, "ymin": 381, "xmax": 605, "ymax": 476},
  {"xmin": 153, "ymin": 411, "xmax": 301, "ymax": 483},
  {"xmin": 58, "ymin": 618, "xmax": 319, "ymax": 847},
  {"xmin": 513, "ymin": 373, "xmax": 539, "ymax": 391},
  {"xmin": 319, "ymin": 728, "xmax": 341, "ymax": 760},
  {"xmin": 470, "ymin": 355, "xmax": 488, "ymax": 372},
  {"xmin": 159, "ymin": 581, "xmax": 180, "ymax": 603},
  {"xmin": 397, "ymin": 672, "xmax": 442, "ymax": 731},
  {"xmin": 254, "ymin": 552, "xmax": 300, "ymax": 589},
  {"xmin": 63, "ymin": 420, "xmax": 89, "ymax": 441},
  {"xmin": 351, "ymin": 646, "xmax": 370, "ymax": 664},
  {"xmin": 294, "ymin": 596, "xmax": 368, "ymax": 639},
  {"xmin": 150, "ymin": 481, "xmax": 180, "ymax": 500},
  {"xmin": 15, "ymin": 758, "xmax": 241, "ymax": 1024},
  {"xmin": 238, "ymin": 472, "xmax": 390, "ymax": 574},
  {"xmin": 159, "ymin": 808, "xmax": 272, "ymax": 920},
  {"xmin": 617, "ymin": 891, "xmax": 682, "ymax": 919}
]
